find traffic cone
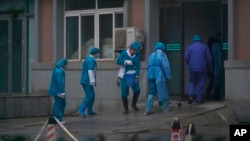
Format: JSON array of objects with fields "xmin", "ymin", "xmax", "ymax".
[
  {"xmin": 185, "ymin": 122, "xmax": 195, "ymax": 141},
  {"xmin": 46, "ymin": 116, "xmax": 57, "ymax": 141},
  {"xmin": 171, "ymin": 118, "xmax": 183, "ymax": 141}
]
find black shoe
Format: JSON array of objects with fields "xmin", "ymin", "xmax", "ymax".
[
  {"xmin": 132, "ymin": 105, "xmax": 139, "ymax": 111},
  {"xmin": 158, "ymin": 101, "xmax": 162, "ymax": 106},
  {"xmin": 196, "ymin": 100, "xmax": 204, "ymax": 104},
  {"xmin": 122, "ymin": 97, "xmax": 129, "ymax": 114},
  {"xmin": 188, "ymin": 97, "xmax": 193, "ymax": 104},
  {"xmin": 178, "ymin": 102, "xmax": 182, "ymax": 107},
  {"xmin": 132, "ymin": 94, "xmax": 139, "ymax": 111},
  {"xmin": 123, "ymin": 109, "xmax": 129, "ymax": 114}
]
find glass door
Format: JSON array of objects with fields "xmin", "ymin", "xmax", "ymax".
[{"xmin": 0, "ymin": 18, "xmax": 23, "ymax": 94}]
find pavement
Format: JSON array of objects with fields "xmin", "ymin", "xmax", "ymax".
[{"xmin": 0, "ymin": 100, "xmax": 239, "ymax": 141}]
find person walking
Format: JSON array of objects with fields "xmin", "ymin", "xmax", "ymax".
[
  {"xmin": 78, "ymin": 47, "xmax": 99, "ymax": 117},
  {"xmin": 144, "ymin": 42, "xmax": 172, "ymax": 115},
  {"xmin": 205, "ymin": 33, "xmax": 224, "ymax": 100},
  {"xmin": 211, "ymin": 35, "xmax": 224, "ymax": 100},
  {"xmin": 116, "ymin": 41, "xmax": 141, "ymax": 114},
  {"xmin": 185, "ymin": 35, "xmax": 213, "ymax": 104},
  {"xmin": 205, "ymin": 36, "xmax": 216, "ymax": 99},
  {"xmin": 48, "ymin": 58, "xmax": 68, "ymax": 122}
]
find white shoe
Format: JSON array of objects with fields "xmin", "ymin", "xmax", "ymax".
[
  {"xmin": 144, "ymin": 111, "xmax": 154, "ymax": 115},
  {"xmin": 162, "ymin": 108, "xmax": 170, "ymax": 113}
]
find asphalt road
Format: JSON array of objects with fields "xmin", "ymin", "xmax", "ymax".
[{"xmin": 0, "ymin": 101, "xmax": 235, "ymax": 141}]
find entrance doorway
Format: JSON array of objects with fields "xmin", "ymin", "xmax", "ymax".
[
  {"xmin": 160, "ymin": 1, "xmax": 228, "ymax": 98},
  {"xmin": 0, "ymin": 17, "xmax": 24, "ymax": 94}
]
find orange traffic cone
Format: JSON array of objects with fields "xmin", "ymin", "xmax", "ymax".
[
  {"xmin": 171, "ymin": 118, "xmax": 183, "ymax": 141},
  {"xmin": 46, "ymin": 116, "xmax": 57, "ymax": 141},
  {"xmin": 185, "ymin": 122, "xmax": 195, "ymax": 141}
]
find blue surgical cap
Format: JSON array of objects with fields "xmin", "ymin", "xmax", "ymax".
[
  {"xmin": 154, "ymin": 42, "xmax": 166, "ymax": 50},
  {"xmin": 90, "ymin": 47, "xmax": 99, "ymax": 55},
  {"xmin": 192, "ymin": 35, "xmax": 201, "ymax": 41},
  {"xmin": 130, "ymin": 41, "xmax": 141, "ymax": 50}
]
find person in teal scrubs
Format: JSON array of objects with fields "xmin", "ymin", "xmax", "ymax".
[
  {"xmin": 116, "ymin": 41, "xmax": 141, "ymax": 114},
  {"xmin": 78, "ymin": 47, "xmax": 99, "ymax": 117}
]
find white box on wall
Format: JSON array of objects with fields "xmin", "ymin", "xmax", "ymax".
[{"xmin": 114, "ymin": 27, "xmax": 144, "ymax": 51}]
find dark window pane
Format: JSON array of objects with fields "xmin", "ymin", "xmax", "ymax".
[
  {"xmin": 65, "ymin": 0, "xmax": 95, "ymax": 11},
  {"xmin": 66, "ymin": 17, "xmax": 79, "ymax": 59},
  {"xmin": 0, "ymin": 0, "xmax": 25, "ymax": 14},
  {"xmin": 98, "ymin": 0, "xmax": 124, "ymax": 8},
  {"xmin": 27, "ymin": 0, "xmax": 34, "ymax": 13},
  {"xmin": 81, "ymin": 15, "xmax": 94, "ymax": 59},
  {"xmin": 99, "ymin": 14, "xmax": 113, "ymax": 59},
  {"xmin": 115, "ymin": 13, "xmax": 123, "ymax": 28}
]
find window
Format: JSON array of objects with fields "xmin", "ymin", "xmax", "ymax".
[{"xmin": 65, "ymin": 0, "xmax": 123, "ymax": 60}]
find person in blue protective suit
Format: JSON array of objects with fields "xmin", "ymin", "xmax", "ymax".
[
  {"xmin": 116, "ymin": 41, "xmax": 141, "ymax": 114},
  {"xmin": 49, "ymin": 58, "xmax": 68, "ymax": 122},
  {"xmin": 144, "ymin": 42, "xmax": 172, "ymax": 115},
  {"xmin": 78, "ymin": 47, "xmax": 99, "ymax": 118},
  {"xmin": 211, "ymin": 36, "xmax": 224, "ymax": 101},
  {"xmin": 205, "ymin": 36, "xmax": 216, "ymax": 99},
  {"xmin": 185, "ymin": 35, "xmax": 213, "ymax": 104}
]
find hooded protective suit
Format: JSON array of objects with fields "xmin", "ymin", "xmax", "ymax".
[
  {"xmin": 145, "ymin": 42, "xmax": 172, "ymax": 114},
  {"xmin": 212, "ymin": 41, "xmax": 224, "ymax": 100},
  {"xmin": 49, "ymin": 58, "xmax": 68, "ymax": 121}
]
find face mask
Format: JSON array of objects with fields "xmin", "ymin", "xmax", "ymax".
[{"xmin": 95, "ymin": 54, "xmax": 99, "ymax": 59}]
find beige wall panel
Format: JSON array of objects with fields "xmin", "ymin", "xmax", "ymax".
[
  {"xmin": 40, "ymin": 0, "xmax": 53, "ymax": 62},
  {"xmin": 236, "ymin": 0, "xmax": 250, "ymax": 60},
  {"xmin": 130, "ymin": 0, "xmax": 145, "ymax": 30}
]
